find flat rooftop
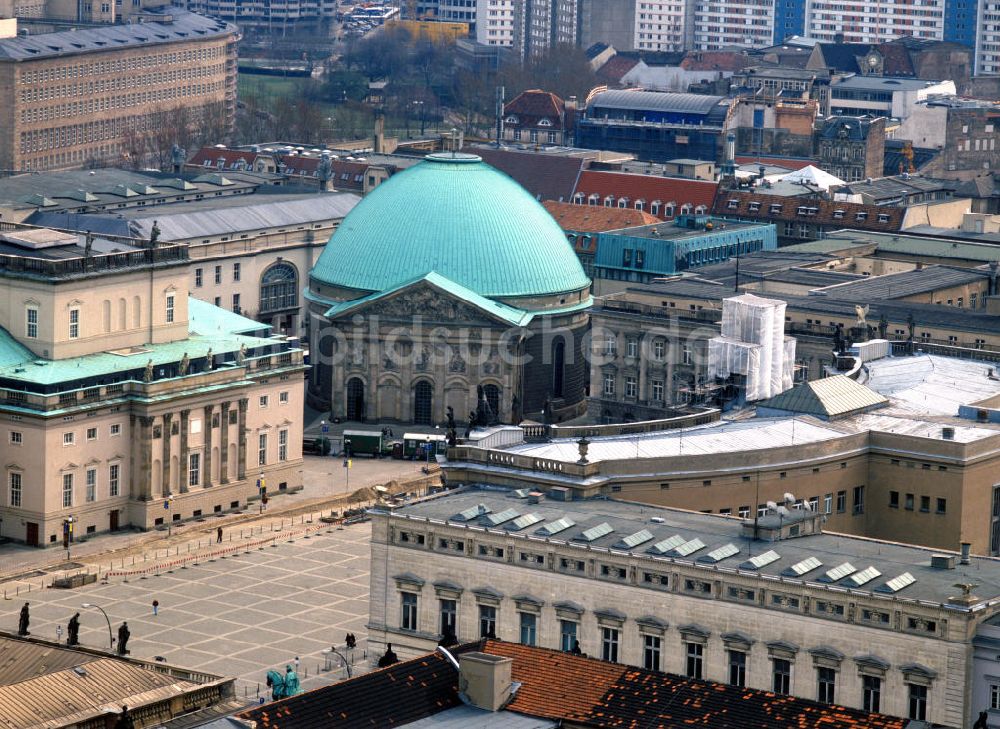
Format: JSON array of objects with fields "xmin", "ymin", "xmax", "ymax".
[
  {"xmin": 608, "ymin": 217, "xmax": 767, "ymax": 241},
  {"xmin": 393, "ymin": 489, "xmax": 1000, "ymax": 607},
  {"xmin": 860, "ymin": 354, "xmax": 1000, "ymax": 417}
]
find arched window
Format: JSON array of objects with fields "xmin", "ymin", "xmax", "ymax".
[
  {"xmin": 483, "ymin": 384, "xmax": 501, "ymax": 419},
  {"xmin": 260, "ymin": 263, "xmax": 298, "ymax": 314}
]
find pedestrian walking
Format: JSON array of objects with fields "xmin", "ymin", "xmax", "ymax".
[
  {"xmin": 216, "ymin": 526, "xmax": 223, "ymax": 543},
  {"xmin": 152, "ymin": 600, "xmax": 159, "ymax": 617}
]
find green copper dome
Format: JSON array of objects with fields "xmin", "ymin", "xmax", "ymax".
[{"xmin": 309, "ymin": 153, "xmax": 590, "ymax": 299}]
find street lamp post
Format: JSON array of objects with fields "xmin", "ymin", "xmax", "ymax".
[
  {"xmin": 322, "ymin": 647, "xmax": 353, "ymax": 678},
  {"xmin": 166, "ymin": 494, "xmax": 175, "ymax": 537},
  {"xmin": 81, "ymin": 603, "xmax": 114, "ymax": 651},
  {"xmin": 413, "ymin": 100, "xmax": 425, "ymax": 136},
  {"xmin": 344, "ymin": 438, "xmax": 352, "ymax": 493}
]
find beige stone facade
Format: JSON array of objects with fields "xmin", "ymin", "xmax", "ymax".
[
  {"xmin": 0, "ymin": 10, "xmax": 238, "ymax": 172},
  {"xmin": 0, "ymin": 232, "xmax": 303, "ymax": 546},
  {"xmin": 369, "ymin": 493, "xmax": 992, "ymax": 728}
]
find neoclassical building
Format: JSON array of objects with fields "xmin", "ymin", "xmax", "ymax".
[{"xmin": 305, "ymin": 152, "xmax": 592, "ymax": 426}]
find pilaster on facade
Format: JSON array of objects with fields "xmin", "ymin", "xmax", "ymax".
[
  {"xmin": 203, "ymin": 404, "xmax": 214, "ymax": 488},
  {"xmin": 237, "ymin": 397, "xmax": 248, "ymax": 481},
  {"xmin": 221, "ymin": 401, "xmax": 231, "ymax": 484},
  {"xmin": 162, "ymin": 412, "xmax": 174, "ymax": 498}
]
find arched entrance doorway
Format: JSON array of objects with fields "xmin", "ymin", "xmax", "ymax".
[
  {"xmin": 346, "ymin": 378, "xmax": 365, "ymax": 421},
  {"xmin": 413, "ymin": 380, "xmax": 433, "ymax": 424}
]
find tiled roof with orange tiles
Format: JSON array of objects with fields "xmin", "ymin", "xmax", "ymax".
[
  {"xmin": 505, "ymin": 89, "xmax": 564, "ymax": 120},
  {"xmin": 483, "ymin": 641, "xmax": 906, "ymax": 729},
  {"xmin": 573, "ymin": 171, "xmax": 718, "ymax": 218},
  {"xmin": 711, "ymin": 189, "xmax": 905, "ymax": 231},
  {"xmin": 543, "ymin": 201, "xmax": 660, "ymax": 232},
  {"xmin": 189, "ymin": 147, "xmax": 259, "ymax": 168}
]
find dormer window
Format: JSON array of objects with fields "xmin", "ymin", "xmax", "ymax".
[
  {"xmin": 856, "ymin": 211, "xmax": 868, "ymax": 221},
  {"xmin": 604, "ymin": 195, "xmax": 615, "ymax": 207},
  {"xmin": 538, "ymin": 118, "xmax": 552, "ymax": 127},
  {"xmin": 573, "ymin": 193, "xmax": 584, "ymax": 204},
  {"xmin": 588, "ymin": 194, "xmax": 600, "ymax": 206},
  {"xmin": 505, "ymin": 115, "xmax": 518, "ymax": 125},
  {"xmin": 748, "ymin": 201, "xmax": 761, "ymax": 212},
  {"xmin": 618, "ymin": 198, "xmax": 628, "ymax": 208},
  {"xmin": 833, "ymin": 209, "xmax": 845, "ymax": 219},
  {"xmin": 727, "ymin": 199, "xmax": 739, "ymax": 210},
  {"xmin": 877, "ymin": 213, "xmax": 890, "ymax": 223},
  {"xmin": 650, "ymin": 201, "xmax": 661, "ymax": 215},
  {"xmin": 634, "ymin": 199, "xmax": 645, "ymax": 211},
  {"xmin": 769, "ymin": 203, "xmax": 783, "ymax": 214}
]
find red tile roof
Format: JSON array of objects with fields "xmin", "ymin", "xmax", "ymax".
[
  {"xmin": 711, "ymin": 188, "xmax": 906, "ymax": 231},
  {"xmin": 505, "ymin": 89, "xmax": 564, "ymax": 119},
  {"xmin": 573, "ymin": 170, "xmax": 718, "ymax": 219},
  {"xmin": 188, "ymin": 147, "xmax": 259, "ymax": 169},
  {"xmin": 681, "ymin": 50, "xmax": 752, "ymax": 72},
  {"xmin": 482, "ymin": 641, "xmax": 907, "ymax": 729},
  {"xmin": 543, "ymin": 200, "xmax": 660, "ymax": 232},
  {"xmin": 597, "ymin": 54, "xmax": 641, "ymax": 84}
]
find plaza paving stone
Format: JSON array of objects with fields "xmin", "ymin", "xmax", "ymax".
[{"xmin": 0, "ymin": 522, "xmax": 373, "ymax": 698}]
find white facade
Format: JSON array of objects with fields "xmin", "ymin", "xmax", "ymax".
[
  {"xmin": 977, "ymin": 0, "xmax": 1000, "ymax": 75},
  {"xmin": 803, "ymin": 0, "xmax": 945, "ymax": 43},
  {"xmin": 475, "ymin": 0, "xmax": 515, "ymax": 46},
  {"xmin": 689, "ymin": 0, "xmax": 776, "ymax": 50},
  {"xmin": 633, "ymin": 0, "xmax": 687, "ymax": 51}
]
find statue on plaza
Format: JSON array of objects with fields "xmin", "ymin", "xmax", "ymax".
[
  {"xmin": 117, "ymin": 621, "xmax": 130, "ymax": 655},
  {"xmin": 377, "ymin": 643, "xmax": 399, "ymax": 668},
  {"xmin": 67, "ymin": 613, "xmax": 80, "ymax": 646},
  {"xmin": 265, "ymin": 666, "xmax": 301, "ymax": 700},
  {"xmin": 143, "ymin": 359, "xmax": 154, "ymax": 383},
  {"xmin": 284, "ymin": 665, "xmax": 301, "ymax": 696},
  {"xmin": 17, "ymin": 602, "xmax": 29, "ymax": 636},
  {"xmin": 178, "ymin": 352, "xmax": 190, "ymax": 376}
]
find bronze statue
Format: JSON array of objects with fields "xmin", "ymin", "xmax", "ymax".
[
  {"xmin": 465, "ymin": 410, "xmax": 476, "ymax": 439},
  {"xmin": 114, "ymin": 705, "xmax": 135, "ymax": 729},
  {"xmin": 178, "ymin": 352, "xmax": 190, "ymax": 376},
  {"xmin": 84, "ymin": 230, "xmax": 94, "ymax": 258},
  {"xmin": 67, "ymin": 612, "xmax": 80, "ymax": 646},
  {"xmin": 117, "ymin": 621, "xmax": 130, "ymax": 655},
  {"xmin": 377, "ymin": 643, "xmax": 399, "ymax": 668},
  {"xmin": 17, "ymin": 602, "xmax": 29, "ymax": 636},
  {"xmin": 149, "ymin": 221, "xmax": 161, "ymax": 248}
]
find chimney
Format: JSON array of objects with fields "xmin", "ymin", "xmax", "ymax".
[
  {"xmin": 459, "ymin": 653, "xmax": 514, "ymax": 712},
  {"xmin": 942, "ymin": 427, "xmax": 955, "ymax": 440},
  {"xmin": 960, "ymin": 542, "xmax": 971, "ymax": 565}
]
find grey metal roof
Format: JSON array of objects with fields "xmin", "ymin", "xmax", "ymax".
[
  {"xmin": 812, "ymin": 265, "xmax": 990, "ymax": 301},
  {"xmin": 0, "ymin": 8, "xmax": 235, "ymax": 61},
  {"xmin": 394, "ymin": 489, "xmax": 1000, "ymax": 607},
  {"xmin": 588, "ymin": 90, "xmax": 728, "ymax": 115},
  {"xmin": 758, "ymin": 375, "xmax": 889, "ymax": 418},
  {"xmin": 832, "ymin": 76, "xmax": 948, "ymax": 91}
]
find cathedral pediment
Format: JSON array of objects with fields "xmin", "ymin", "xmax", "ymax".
[{"xmin": 325, "ymin": 273, "xmax": 533, "ymax": 328}]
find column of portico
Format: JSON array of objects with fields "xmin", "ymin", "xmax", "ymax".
[
  {"xmin": 136, "ymin": 416, "xmax": 154, "ymax": 499},
  {"xmin": 162, "ymin": 413, "xmax": 173, "ymax": 497},
  {"xmin": 179, "ymin": 409, "xmax": 190, "ymax": 492},
  {"xmin": 638, "ymin": 336, "xmax": 649, "ymax": 402},
  {"xmin": 237, "ymin": 398, "xmax": 248, "ymax": 481},
  {"xmin": 220, "ymin": 401, "xmax": 231, "ymax": 484},
  {"xmin": 203, "ymin": 404, "xmax": 214, "ymax": 488}
]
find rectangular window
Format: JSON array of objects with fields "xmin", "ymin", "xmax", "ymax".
[
  {"xmin": 625, "ymin": 377, "xmax": 637, "ymax": 398},
  {"xmin": 110, "ymin": 423, "xmax": 121, "ymax": 436},
  {"xmin": 259, "ymin": 395, "xmax": 269, "ymax": 408},
  {"xmin": 233, "ymin": 293, "xmax": 241, "ymax": 314},
  {"xmin": 905, "ymin": 493, "xmax": 914, "ymax": 510},
  {"xmin": 601, "ymin": 627, "xmax": 620, "ymax": 663},
  {"xmin": 853, "ymin": 485, "xmax": 865, "ymax": 514},
  {"xmin": 772, "ymin": 659, "xmax": 791, "ymax": 694},
  {"xmin": 258, "ymin": 433, "xmax": 267, "ymax": 466},
  {"xmin": 992, "ymin": 684, "xmax": 1000, "ymax": 711},
  {"xmin": 195, "ymin": 268, "xmax": 203, "ymax": 287},
  {"xmin": 836, "ymin": 490, "xmax": 846, "ymax": 513},
  {"xmin": 166, "ymin": 294, "xmax": 175, "ymax": 323},
  {"xmin": 824, "ymin": 494, "xmax": 832, "ymax": 514},
  {"xmin": 401, "ymin": 592, "xmax": 418, "ymax": 631},
  {"xmin": 653, "ymin": 340, "xmax": 665, "ymax": 359},
  {"xmin": 479, "ymin": 604, "xmax": 497, "ymax": 638},
  {"xmin": 279, "ymin": 391, "xmax": 289, "ymax": 404},
  {"xmin": 685, "ymin": 642, "xmax": 703, "ymax": 678},
  {"xmin": 9, "ymin": 431, "xmax": 21, "ymax": 445},
  {"xmin": 937, "ymin": 498, "xmax": 946, "ymax": 514},
  {"xmin": 920, "ymin": 495, "xmax": 930, "ymax": 512},
  {"xmin": 279, "ymin": 429, "xmax": 288, "ymax": 462},
  {"xmin": 889, "ymin": 491, "xmax": 899, "ymax": 508},
  {"xmin": 9, "ymin": 472, "xmax": 22, "ymax": 508},
  {"xmin": 62, "ymin": 473, "xmax": 73, "ymax": 507},
  {"xmin": 69, "ymin": 308, "xmax": 80, "ymax": 339},
  {"xmin": 189, "ymin": 452, "xmax": 200, "ymax": 487},
  {"xmin": 63, "ymin": 432, "xmax": 75, "ymax": 446},
  {"xmin": 603, "ymin": 373, "xmax": 615, "ymax": 397},
  {"xmin": 817, "ymin": 667, "xmax": 836, "ymax": 703},
  {"xmin": 519, "ymin": 612, "xmax": 537, "ymax": 646},
  {"xmin": 86, "ymin": 427, "xmax": 97, "ymax": 441},
  {"xmin": 85, "ymin": 467, "xmax": 96, "ymax": 502},
  {"xmin": 651, "ymin": 380, "xmax": 664, "ymax": 401},
  {"xmin": 109, "ymin": 463, "xmax": 120, "ymax": 497},
  {"xmin": 862, "ymin": 675, "xmax": 881, "ymax": 713},
  {"xmin": 643, "ymin": 634, "xmax": 661, "ymax": 671},
  {"xmin": 908, "ymin": 683, "xmax": 927, "ymax": 720},
  {"xmin": 728, "ymin": 650, "xmax": 746, "ymax": 687},
  {"xmin": 560, "ymin": 620, "xmax": 578, "ymax": 652},
  {"xmin": 26, "ymin": 307, "xmax": 38, "ymax": 338},
  {"xmin": 233, "ymin": 262, "xmax": 241, "ymax": 282},
  {"xmin": 626, "ymin": 340, "xmax": 638, "ymax": 358},
  {"xmin": 214, "ymin": 265, "xmax": 222, "ymax": 284},
  {"xmin": 439, "ymin": 599, "xmax": 456, "ymax": 637}
]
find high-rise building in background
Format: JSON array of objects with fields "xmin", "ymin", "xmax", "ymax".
[
  {"xmin": 513, "ymin": 0, "xmax": 577, "ymax": 59},
  {"xmin": 688, "ymin": 0, "xmax": 776, "ymax": 49},
  {"xmin": 580, "ymin": 0, "xmax": 686, "ymax": 52}
]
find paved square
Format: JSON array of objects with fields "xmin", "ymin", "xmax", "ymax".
[{"xmin": 1, "ymin": 522, "xmax": 374, "ymax": 697}]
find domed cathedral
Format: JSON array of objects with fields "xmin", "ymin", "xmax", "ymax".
[{"xmin": 305, "ymin": 153, "xmax": 592, "ymax": 426}]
